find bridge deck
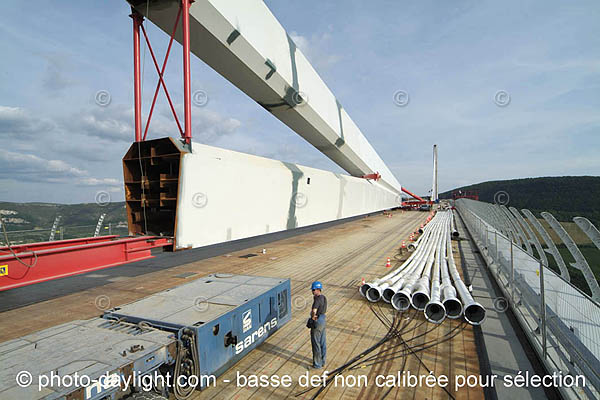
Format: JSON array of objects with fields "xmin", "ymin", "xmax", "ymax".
[{"xmin": 0, "ymin": 211, "xmax": 482, "ymax": 399}]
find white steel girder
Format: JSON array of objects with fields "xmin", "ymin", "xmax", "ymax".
[
  {"xmin": 128, "ymin": 0, "xmax": 402, "ymax": 194},
  {"xmin": 122, "ymin": 138, "xmax": 399, "ymax": 250}
]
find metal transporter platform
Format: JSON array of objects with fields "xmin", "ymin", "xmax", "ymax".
[
  {"xmin": 0, "ymin": 274, "xmax": 291, "ymax": 399},
  {"xmin": 105, "ymin": 274, "xmax": 292, "ymax": 383},
  {"xmin": 0, "ymin": 318, "xmax": 175, "ymax": 399}
]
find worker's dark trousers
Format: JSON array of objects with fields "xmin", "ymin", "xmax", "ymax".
[{"xmin": 310, "ymin": 314, "xmax": 326, "ymax": 368}]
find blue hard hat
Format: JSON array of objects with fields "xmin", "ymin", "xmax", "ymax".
[{"xmin": 311, "ymin": 281, "xmax": 323, "ymax": 290}]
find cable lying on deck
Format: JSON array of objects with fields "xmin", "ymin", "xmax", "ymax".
[
  {"xmin": 360, "ymin": 210, "xmax": 486, "ymax": 325},
  {"xmin": 295, "ymin": 303, "xmax": 465, "ymax": 400}
]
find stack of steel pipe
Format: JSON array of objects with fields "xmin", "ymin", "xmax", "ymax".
[
  {"xmin": 394, "ymin": 213, "xmax": 447, "ymax": 313},
  {"xmin": 360, "ymin": 213, "xmax": 440, "ymax": 302},
  {"xmin": 359, "ymin": 210, "xmax": 486, "ymax": 325}
]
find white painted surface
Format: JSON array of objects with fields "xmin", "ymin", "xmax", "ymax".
[
  {"xmin": 175, "ymin": 143, "xmax": 399, "ymax": 249},
  {"xmin": 132, "ymin": 0, "xmax": 402, "ymax": 194}
]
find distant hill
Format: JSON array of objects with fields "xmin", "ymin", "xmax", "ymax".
[
  {"xmin": 441, "ymin": 176, "xmax": 600, "ymax": 296},
  {"xmin": 0, "ymin": 201, "xmax": 128, "ymax": 243},
  {"xmin": 440, "ymin": 176, "xmax": 600, "ymax": 226},
  {"xmin": 0, "ymin": 201, "xmax": 127, "ymax": 230}
]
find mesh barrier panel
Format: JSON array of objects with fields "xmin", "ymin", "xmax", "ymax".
[{"xmin": 456, "ymin": 199, "xmax": 600, "ymax": 399}]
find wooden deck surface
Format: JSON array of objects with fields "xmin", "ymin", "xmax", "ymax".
[{"xmin": 0, "ymin": 211, "xmax": 483, "ymax": 400}]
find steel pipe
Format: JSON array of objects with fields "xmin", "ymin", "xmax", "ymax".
[
  {"xmin": 424, "ymin": 221, "xmax": 447, "ymax": 323},
  {"xmin": 438, "ymin": 233, "xmax": 463, "ymax": 319},
  {"xmin": 381, "ymin": 225, "xmax": 438, "ymax": 302},
  {"xmin": 451, "ymin": 212, "xmax": 459, "ymax": 238},
  {"xmin": 415, "ymin": 214, "xmax": 448, "ymax": 311},
  {"xmin": 448, "ymin": 211, "xmax": 486, "ymax": 325},
  {"xmin": 392, "ymin": 217, "xmax": 445, "ymax": 311}
]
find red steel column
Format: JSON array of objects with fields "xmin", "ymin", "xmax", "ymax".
[
  {"xmin": 132, "ymin": 12, "xmax": 144, "ymax": 142},
  {"xmin": 182, "ymin": 0, "xmax": 193, "ymax": 144}
]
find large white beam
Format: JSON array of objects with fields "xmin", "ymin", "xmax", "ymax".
[
  {"xmin": 175, "ymin": 142, "xmax": 398, "ymax": 249},
  {"xmin": 129, "ymin": 0, "xmax": 402, "ymax": 194},
  {"xmin": 123, "ymin": 138, "xmax": 399, "ymax": 250}
]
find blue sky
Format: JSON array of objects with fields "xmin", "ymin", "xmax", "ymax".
[{"xmin": 0, "ymin": 0, "xmax": 598, "ymax": 203}]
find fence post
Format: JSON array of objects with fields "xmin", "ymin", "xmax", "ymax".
[
  {"xmin": 510, "ymin": 242, "xmax": 515, "ymax": 303},
  {"xmin": 60, "ymin": 228, "xmax": 64, "ymax": 241},
  {"xmin": 109, "ymin": 223, "xmax": 112, "ymax": 235},
  {"xmin": 486, "ymin": 227, "xmax": 489, "ymax": 249},
  {"xmin": 539, "ymin": 260, "xmax": 547, "ymax": 359},
  {"xmin": 495, "ymin": 231, "xmax": 499, "ymax": 262}
]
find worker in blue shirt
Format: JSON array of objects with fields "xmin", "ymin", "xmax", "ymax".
[{"xmin": 310, "ymin": 281, "xmax": 327, "ymax": 369}]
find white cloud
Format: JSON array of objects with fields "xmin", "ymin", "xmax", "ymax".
[
  {"xmin": 0, "ymin": 148, "xmax": 121, "ymax": 187},
  {"xmin": 79, "ymin": 177, "xmax": 121, "ymax": 186},
  {"xmin": 289, "ymin": 32, "xmax": 309, "ymax": 53},
  {"xmin": 0, "ymin": 102, "xmax": 247, "ymax": 198},
  {"xmin": 289, "ymin": 31, "xmax": 341, "ymax": 70},
  {"xmin": 192, "ymin": 108, "xmax": 241, "ymax": 143},
  {"xmin": 65, "ymin": 107, "xmax": 133, "ymax": 142},
  {"xmin": 0, "ymin": 106, "xmax": 55, "ymax": 137},
  {"xmin": 0, "ymin": 149, "xmax": 85, "ymax": 178}
]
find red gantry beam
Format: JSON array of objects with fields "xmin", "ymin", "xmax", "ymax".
[
  {"xmin": 0, "ymin": 236, "xmax": 172, "ymax": 291},
  {"xmin": 361, "ymin": 172, "xmax": 381, "ymax": 181},
  {"xmin": 402, "ymin": 187, "xmax": 425, "ymax": 202}
]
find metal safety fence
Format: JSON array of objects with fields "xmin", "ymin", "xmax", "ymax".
[
  {"xmin": 456, "ymin": 198, "xmax": 600, "ymax": 400},
  {"xmin": 1, "ymin": 224, "xmax": 129, "ymax": 245}
]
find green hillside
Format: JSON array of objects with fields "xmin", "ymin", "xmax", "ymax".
[
  {"xmin": 441, "ymin": 176, "xmax": 600, "ymax": 296},
  {"xmin": 440, "ymin": 176, "xmax": 600, "ymax": 226}
]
